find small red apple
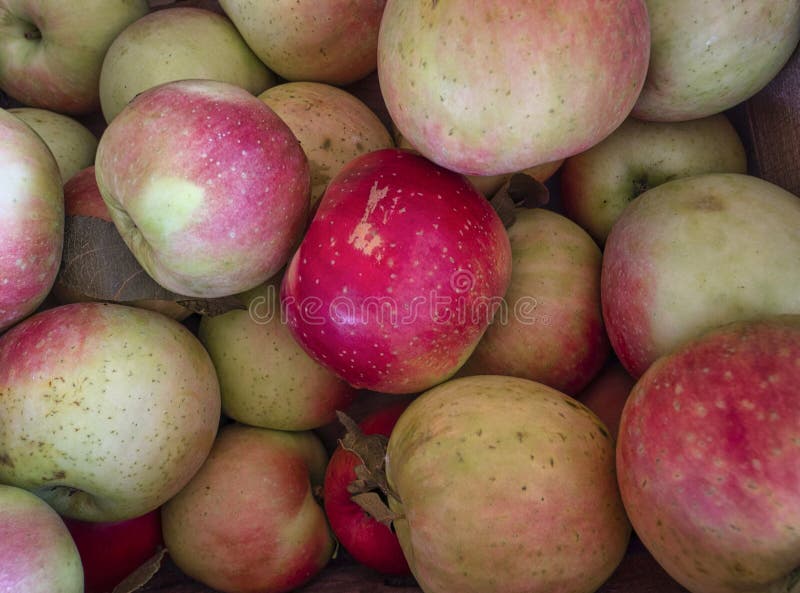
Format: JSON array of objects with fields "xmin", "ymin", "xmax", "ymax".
[
  {"xmin": 63, "ymin": 510, "xmax": 162, "ymax": 593},
  {"xmin": 323, "ymin": 401, "xmax": 412, "ymax": 576},
  {"xmin": 576, "ymin": 360, "xmax": 636, "ymax": 440}
]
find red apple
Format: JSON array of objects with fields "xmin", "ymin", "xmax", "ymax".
[
  {"xmin": 63, "ymin": 510, "xmax": 162, "ymax": 593},
  {"xmin": 281, "ymin": 148, "xmax": 512, "ymax": 394},
  {"xmin": 617, "ymin": 316, "xmax": 800, "ymax": 593},
  {"xmin": 576, "ymin": 360, "xmax": 635, "ymax": 440},
  {"xmin": 323, "ymin": 401, "xmax": 412, "ymax": 576}
]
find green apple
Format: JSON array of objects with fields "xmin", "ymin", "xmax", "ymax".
[
  {"xmin": 560, "ymin": 114, "xmax": 748, "ymax": 244},
  {"xmin": 99, "ymin": 6, "xmax": 275, "ymax": 123},
  {"xmin": 9, "ymin": 107, "xmax": 97, "ymax": 183},
  {"xmin": 0, "ymin": 302, "xmax": 222, "ymax": 522},
  {"xmin": 0, "ymin": 484, "xmax": 83, "ymax": 593},
  {"xmin": 0, "ymin": 0, "xmax": 148, "ymax": 114}
]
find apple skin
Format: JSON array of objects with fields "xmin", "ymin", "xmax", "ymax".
[
  {"xmin": 0, "ymin": 302, "xmax": 222, "ymax": 522},
  {"xmin": 323, "ymin": 400, "xmax": 411, "ymax": 576},
  {"xmin": 0, "ymin": 484, "xmax": 83, "ymax": 593},
  {"xmin": 281, "ymin": 148, "xmax": 512, "ymax": 394},
  {"xmin": 0, "ymin": 0, "xmax": 148, "ymax": 114},
  {"xmin": 560, "ymin": 114, "xmax": 748, "ymax": 244},
  {"xmin": 95, "ymin": 78, "xmax": 310, "ymax": 299},
  {"xmin": 99, "ymin": 6, "xmax": 276, "ymax": 123},
  {"xmin": 378, "ymin": 0, "xmax": 650, "ymax": 175},
  {"xmin": 602, "ymin": 173, "xmax": 800, "ymax": 378},
  {"xmin": 633, "ymin": 1, "xmax": 800, "ymax": 122},
  {"xmin": 198, "ymin": 278, "xmax": 356, "ymax": 431},
  {"xmin": 63, "ymin": 509, "xmax": 162, "ymax": 593},
  {"xmin": 218, "ymin": 0, "xmax": 386, "ymax": 85},
  {"xmin": 258, "ymin": 81, "xmax": 394, "ymax": 207},
  {"xmin": 616, "ymin": 316, "xmax": 800, "ymax": 593},
  {"xmin": 458, "ymin": 207, "xmax": 609, "ymax": 395},
  {"xmin": 161, "ymin": 423, "xmax": 335, "ymax": 593},
  {"xmin": 0, "ymin": 107, "xmax": 63, "ymax": 333},
  {"xmin": 576, "ymin": 360, "xmax": 635, "ymax": 441},
  {"xmin": 385, "ymin": 375, "xmax": 630, "ymax": 593},
  {"xmin": 8, "ymin": 107, "xmax": 98, "ymax": 183}
]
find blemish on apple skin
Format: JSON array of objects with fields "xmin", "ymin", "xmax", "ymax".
[{"xmin": 0, "ymin": 453, "xmax": 14, "ymax": 468}]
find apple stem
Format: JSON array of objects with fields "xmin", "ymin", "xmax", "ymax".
[{"xmin": 24, "ymin": 28, "xmax": 42, "ymax": 40}]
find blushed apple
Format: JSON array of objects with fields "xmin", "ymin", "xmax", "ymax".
[
  {"xmin": 602, "ymin": 173, "xmax": 800, "ymax": 377},
  {"xmin": 8, "ymin": 107, "xmax": 98, "ymax": 183},
  {"xmin": 0, "ymin": 0, "xmax": 148, "ymax": 114},
  {"xmin": 99, "ymin": 6, "xmax": 275, "ymax": 123},
  {"xmin": 0, "ymin": 484, "xmax": 83, "ymax": 593},
  {"xmin": 0, "ymin": 302, "xmax": 221, "ymax": 522},
  {"xmin": 95, "ymin": 79, "xmax": 310, "ymax": 298},
  {"xmin": 161, "ymin": 423, "xmax": 335, "ymax": 593},
  {"xmin": 560, "ymin": 114, "xmax": 748, "ymax": 244},
  {"xmin": 576, "ymin": 360, "xmax": 635, "ymax": 440},
  {"xmin": 0, "ymin": 107, "xmax": 63, "ymax": 333}
]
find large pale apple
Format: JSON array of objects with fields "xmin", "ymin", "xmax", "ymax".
[
  {"xmin": 161, "ymin": 423, "xmax": 335, "ymax": 593},
  {"xmin": 99, "ymin": 6, "xmax": 275, "ymax": 123},
  {"xmin": 459, "ymin": 207, "xmax": 610, "ymax": 395},
  {"xmin": 633, "ymin": 1, "xmax": 800, "ymax": 121},
  {"xmin": 0, "ymin": 484, "xmax": 83, "ymax": 593},
  {"xmin": 0, "ymin": 107, "xmax": 63, "ymax": 333},
  {"xmin": 0, "ymin": 302, "xmax": 221, "ymax": 522},
  {"xmin": 386, "ymin": 375, "xmax": 630, "ymax": 593},
  {"xmin": 617, "ymin": 316, "xmax": 800, "ymax": 593},
  {"xmin": 602, "ymin": 173, "xmax": 800, "ymax": 378},
  {"xmin": 95, "ymin": 79, "xmax": 310, "ymax": 298},
  {"xmin": 378, "ymin": 0, "xmax": 650, "ymax": 175},
  {"xmin": 0, "ymin": 0, "xmax": 148, "ymax": 114},
  {"xmin": 560, "ymin": 114, "xmax": 748, "ymax": 244}
]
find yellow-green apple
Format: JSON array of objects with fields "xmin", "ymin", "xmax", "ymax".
[
  {"xmin": 458, "ymin": 207, "xmax": 610, "ymax": 395},
  {"xmin": 602, "ymin": 173, "xmax": 800, "ymax": 378},
  {"xmin": 51, "ymin": 165, "xmax": 192, "ymax": 320},
  {"xmin": 617, "ymin": 316, "xmax": 800, "ymax": 593},
  {"xmin": 198, "ymin": 278, "xmax": 356, "ymax": 431},
  {"xmin": 633, "ymin": 1, "xmax": 800, "ymax": 121},
  {"xmin": 0, "ymin": 107, "xmax": 63, "ymax": 333},
  {"xmin": 8, "ymin": 107, "xmax": 98, "ymax": 183},
  {"xmin": 95, "ymin": 79, "xmax": 310, "ymax": 298},
  {"xmin": 0, "ymin": 484, "xmax": 83, "ymax": 593},
  {"xmin": 576, "ymin": 360, "xmax": 635, "ymax": 441},
  {"xmin": 378, "ymin": 0, "xmax": 650, "ymax": 175},
  {"xmin": 281, "ymin": 148, "xmax": 512, "ymax": 394},
  {"xmin": 385, "ymin": 375, "xmax": 630, "ymax": 593},
  {"xmin": 560, "ymin": 114, "xmax": 748, "ymax": 244},
  {"xmin": 0, "ymin": 0, "xmax": 148, "ymax": 114},
  {"xmin": 218, "ymin": 0, "xmax": 386, "ymax": 85},
  {"xmin": 99, "ymin": 6, "xmax": 275, "ymax": 123},
  {"xmin": 161, "ymin": 423, "xmax": 335, "ymax": 593},
  {"xmin": 0, "ymin": 302, "xmax": 221, "ymax": 522},
  {"xmin": 258, "ymin": 81, "xmax": 394, "ymax": 207}
]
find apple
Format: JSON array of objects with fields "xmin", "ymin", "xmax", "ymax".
[
  {"xmin": 323, "ymin": 401, "xmax": 411, "ymax": 576},
  {"xmin": 576, "ymin": 359, "xmax": 635, "ymax": 440},
  {"xmin": 161, "ymin": 423, "xmax": 335, "ymax": 593},
  {"xmin": 0, "ymin": 302, "xmax": 221, "ymax": 522},
  {"xmin": 197, "ymin": 277, "xmax": 356, "ymax": 431},
  {"xmin": 633, "ymin": 1, "xmax": 800, "ymax": 121},
  {"xmin": 95, "ymin": 78, "xmax": 310, "ymax": 299},
  {"xmin": 0, "ymin": 484, "xmax": 83, "ymax": 593},
  {"xmin": 601, "ymin": 173, "xmax": 800, "ymax": 378},
  {"xmin": 99, "ymin": 6, "xmax": 276, "ymax": 123},
  {"xmin": 560, "ymin": 114, "xmax": 748, "ymax": 244},
  {"xmin": 0, "ymin": 0, "xmax": 148, "ymax": 114},
  {"xmin": 458, "ymin": 207, "xmax": 610, "ymax": 395},
  {"xmin": 385, "ymin": 375, "xmax": 630, "ymax": 593},
  {"xmin": 8, "ymin": 107, "xmax": 98, "ymax": 183},
  {"xmin": 63, "ymin": 509, "xmax": 163, "ymax": 593},
  {"xmin": 0, "ymin": 107, "xmax": 63, "ymax": 333},
  {"xmin": 377, "ymin": 0, "xmax": 650, "ymax": 176},
  {"xmin": 616, "ymin": 316, "xmax": 800, "ymax": 593},
  {"xmin": 218, "ymin": 0, "xmax": 387, "ymax": 85},
  {"xmin": 51, "ymin": 165, "xmax": 192, "ymax": 321},
  {"xmin": 258, "ymin": 81, "xmax": 394, "ymax": 207},
  {"xmin": 281, "ymin": 148, "xmax": 512, "ymax": 394}
]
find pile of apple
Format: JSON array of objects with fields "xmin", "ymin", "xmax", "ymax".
[{"xmin": 1, "ymin": 1, "xmax": 800, "ymax": 593}]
